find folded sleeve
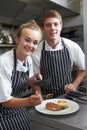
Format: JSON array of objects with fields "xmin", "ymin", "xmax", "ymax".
[{"xmin": 0, "ymin": 69, "xmax": 13, "ymax": 102}]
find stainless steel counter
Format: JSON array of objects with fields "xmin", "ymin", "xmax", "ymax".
[{"xmin": 27, "ymin": 96, "xmax": 87, "ymax": 130}]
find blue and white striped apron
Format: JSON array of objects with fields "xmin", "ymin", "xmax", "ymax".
[
  {"xmin": 0, "ymin": 49, "xmax": 30, "ymax": 130},
  {"xmin": 40, "ymin": 38, "xmax": 72, "ymax": 98}
]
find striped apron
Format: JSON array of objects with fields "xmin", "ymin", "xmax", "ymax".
[
  {"xmin": 40, "ymin": 38, "xmax": 72, "ymax": 98},
  {"xmin": 0, "ymin": 49, "xmax": 30, "ymax": 130}
]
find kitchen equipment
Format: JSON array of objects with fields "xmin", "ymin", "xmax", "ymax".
[
  {"xmin": 0, "ymin": 32, "xmax": 6, "ymax": 43},
  {"xmin": 22, "ymin": 88, "xmax": 33, "ymax": 98},
  {"xmin": 34, "ymin": 79, "xmax": 51, "ymax": 86},
  {"xmin": 65, "ymin": 90, "xmax": 87, "ymax": 104},
  {"xmin": 67, "ymin": 91, "xmax": 87, "ymax": 97},
  {"xmin": 22, "ymin": 79, "xmax": 51, "ymax": 98},
  {"xmin": 78, "ymin": 85, "xmax": 87, "ymax": 93},
  {"xmin": 65, "ymin": 94, "xmax": 87, "ymax": 104},
  {"xmin": 79, "ymin": 96, "xmax": 87, "ymax": 101},
  {"xmin": 5, "ymin": 34, "xmax": 14, "ymax": 44}
]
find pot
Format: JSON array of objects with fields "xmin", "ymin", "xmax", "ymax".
[
  {"xmin": 5, "ymin": 34, "xmax": 14, "ymax": 44},
  {"xmin": 0, "ymin": 32, "xmax": 6, "ymax": 44}
]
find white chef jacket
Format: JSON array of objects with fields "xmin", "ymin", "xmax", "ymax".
[
  {"xmin": 0, "ymin": 49, "xmax": 34, "ymax": 102},
  {"xmin": 31, "ymin": 37, "xmax": 85, "ymax": 73}
]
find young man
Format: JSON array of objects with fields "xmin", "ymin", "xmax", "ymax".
[{"xmin": 31, "ymin": 10, "xmax": 85, "ymax": 98}]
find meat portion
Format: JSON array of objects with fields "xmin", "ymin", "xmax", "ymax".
[{"xmin": 46, "ymin": 102, "xmax": 61, "ymax": 111}]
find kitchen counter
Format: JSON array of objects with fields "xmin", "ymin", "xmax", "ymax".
[{"xmin": 27, "ymin": 95, "xmax": 87, "ymax": 130}]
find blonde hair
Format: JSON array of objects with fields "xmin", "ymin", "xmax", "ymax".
[
  {"xmin": 16, "ymin": 20, "xmax": 42, "ymax": 39},
  {"xmin": 40, "ymin": 10, "xmax": 62, "ymax": 27}
]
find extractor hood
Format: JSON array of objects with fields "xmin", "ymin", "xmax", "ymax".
[{"xmin": 0, "ymin": 0, "xmax": 80, "ymax": 26}]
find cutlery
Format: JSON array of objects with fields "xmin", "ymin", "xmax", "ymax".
[
  {"xmin": 77, "ymin": 91, "xmax": 87, "ymax": 96},
  {"xmin": 79, "ymin": 96, "xmax": 87, "ymax": 101},
  {"xmin": 68, "ymin": 91, "xmax": 87, "ymax": 97},
  {"xmin": 78, "ymin": 85, "xmax": 87, "ymax": 93},
  {"xmin": 65, "ymin": 94, "xmax": 87, "ymax": 104}
]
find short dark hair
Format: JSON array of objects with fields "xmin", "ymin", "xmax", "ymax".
[{"xmin": 40, "ymin": 10, "xmax": 62, "ymax": 27}]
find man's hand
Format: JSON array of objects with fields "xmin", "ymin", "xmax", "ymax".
[{"xmin": 64, "ymin": 84, "xmax": 77, "ymax": 93}]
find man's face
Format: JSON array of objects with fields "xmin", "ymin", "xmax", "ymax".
[{"xmin": 42, "ymin": 18, "xmax": 62, "ymax": 41}]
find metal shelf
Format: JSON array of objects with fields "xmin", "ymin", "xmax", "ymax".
[{"xmin": 0, "ymin": 43, "xmax": 16, "ymax": 47}]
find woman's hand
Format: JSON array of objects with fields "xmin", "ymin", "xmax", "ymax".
[
  {"xmin": 28, "ymin": 73, "xmax": 43, "ymax": 102},
  {"xmin": 29, "ymin": 73, "xmax": 42, "ymax": 86},
  {"xmin": 28, "ymin": 91, "xmax": 43, "ymax": 106}
]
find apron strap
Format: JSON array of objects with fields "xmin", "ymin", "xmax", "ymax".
[{"xmin": 13, "ymin": 48, "xmax": 17, "ymax": 72}]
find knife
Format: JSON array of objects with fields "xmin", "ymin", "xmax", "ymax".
[
  {"xmin": 78, "ymin": 85, "xmax": 87, "ymax": 93},
  {"xmin": 68, "ymin": 91, "xmax": 87, "ymax": 97},
  {"xmin": 79, "ymin": 96, "xmax": 87, "ymax": 101},
  {"xmin": 66, "ymin": 91, "xmax": 87, "ymax": 101},
  {"xmin": 76, "ymin": 91, "xmax": 87, "ymax": 96},
  {"xmin": 65, "ymin": 94, "xmax": 87, "ymax": 104}
]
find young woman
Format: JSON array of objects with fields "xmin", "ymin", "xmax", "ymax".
[{"xmin": 0, "ymin": 20, "xmax": 43, "ymax": 130}]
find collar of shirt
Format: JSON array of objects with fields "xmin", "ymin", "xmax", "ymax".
[
  {"xmin": 45, "ymin": 37, "xmax": 64, "ymax": 51},
  {"xmin": 17, "ymin": 59, "xmax": 28, "ymax": 72}
]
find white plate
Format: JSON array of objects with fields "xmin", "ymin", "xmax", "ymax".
[{"xmin": 35, "ymin": 99, "xmax": 79, "ymax": 115}]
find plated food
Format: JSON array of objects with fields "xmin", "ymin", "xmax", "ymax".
[
  {"xmin": 58, "ymin": 100, "xmax": 68, "ymax": 108},
  {"xmin": 46, "ymin": 100, "xmax": 68, "ymax": 111},
  {"xmin": 35, "ymin": 99, "xmax": 79, "ymax": 115}
]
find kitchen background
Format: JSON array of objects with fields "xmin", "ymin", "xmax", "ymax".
[{"xmin": 0, "ymin": 0, "xmax": 84, "ymax": 54}]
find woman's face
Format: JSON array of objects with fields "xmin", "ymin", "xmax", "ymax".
[
  {"xmin": 42, "ymin": 17, "xmax": 62, "ymax": 42},
  {"xmin": 16, "ymin": 28, "xmax": 41, "ymax": 59}
]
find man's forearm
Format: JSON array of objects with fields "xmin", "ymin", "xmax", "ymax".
[{"xmin": 72, "ymin": 70, "xmax": 86, "ymax": 88}]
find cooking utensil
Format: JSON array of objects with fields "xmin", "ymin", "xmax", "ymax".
[
  {"xmin": 77, "ymin": 91, "xmax": 87, "ymax": 96},
  {"xmin": 22, "ymin": 88, "xmax": 33, "ymax": 98},
  {"xmin": 0, "ymin": 32, "xmax": 6, "ymax": 43},
  {"xmin": 65, "ymin": 94, "xmax": 87, "ymax": 104},
  {"xmin": 34, "ymin": 79, "xmax": 51, "ymax": 87},
  {"xmin": 79, "ymin": 96, "xmax": 87, "ymax": 101},
  {"xmin": 5, "ymin": 34, "xmax": 14, "ymax": 44},
  {"xmin": 67, "ymin": 91, "xmax": 81, "ymax": 98},
  {"xmin": 68, "ymin": 91, "xmax": 87, "ymax": 97},
  {"xmin": 22, "ymin": 79, "xmax": 51, "ymax": 98},
  {"xmin": 78, "ymin": 85, "xmax": 87, "ymax": 93}
]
